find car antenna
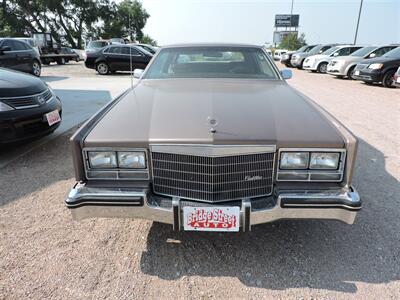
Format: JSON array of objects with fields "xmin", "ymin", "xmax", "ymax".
[{"xmin": 129, "ymin": 13, "xmax": 134, "ymax": 89}]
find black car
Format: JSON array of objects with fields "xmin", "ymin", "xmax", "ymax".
[
  {"xmin": 0, "ymin": 68, "xmax": 62, "ymax": 144},
  {"xmin": 85, "ymin": 44, "xmax": 153, "ymax": 75},
  {"xmin": 0, "ymin": 38, "xmax": 42, "ymax": 76},
  {"xmin": 281, "ymin": 45, "xmax": 316, "ymax": 67},
  {"xmin": 353, "ymin": 46, "xmax": 400, "ymax": 87}
]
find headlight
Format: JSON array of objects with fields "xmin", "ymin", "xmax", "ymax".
[
  {"xmin": 280, "ymin": 152, "xmax": 309, "ymax": 169},
  {"xmin": 118, "ymin": 151, "xmax": 146, "ymax": 169},
  {"xmin": 88, "ymin": 151, "xmax": 117, "ymax": 168},
  {"xmin": 0, "ymin": 101, "xmax": 14, "ymax": 112},
  {"xmin": 368, "ymin": 63, "xmax": 383, "ymax": 70},
  {"xmin": 309, "ymin": 152, "xmax": 340, "ymax": 169}
]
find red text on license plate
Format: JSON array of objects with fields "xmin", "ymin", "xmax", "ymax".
[{"xmin": 183, "ymin": 207, "xmax": 240, "ymax": 232}]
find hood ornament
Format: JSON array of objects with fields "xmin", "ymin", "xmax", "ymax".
[{"xmin": 207, "ymin": 117, "xmax": 218, "ymax": 133}]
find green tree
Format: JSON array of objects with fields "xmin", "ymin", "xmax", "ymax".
[
  {"xmin": 100, "ymin": 0, "xmax": 149, "ymax": 41},
  {"xmin": 0, "ymin": 0, "xmax": 154, "ymax": 49},
  {"xmin": 140, "ymin": 34, "xmax": 157, "ymax": 46},
  {"xmin": 279, "ymin": 33, "xmax": 307, "ymax": 51}
]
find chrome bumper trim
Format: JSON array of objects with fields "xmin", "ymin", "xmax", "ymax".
[{"xmin": 66, "ymin": 184, "xmax": 361, "ymax": 229}]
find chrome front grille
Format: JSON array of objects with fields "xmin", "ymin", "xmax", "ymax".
[
  {"xmin": 151, "ymin": 146, "xmax": 275, "ymax": 202},
  {"xmin": 1, "ymin": 89, "xmax": 52, "ymax": 109}
]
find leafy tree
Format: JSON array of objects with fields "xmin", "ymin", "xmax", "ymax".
[
  {"xmin": 279, "ymin": 33, "xmax": 307, "ymax": 51},
  {"xmin": 0, "ymin": 0, "xmax": 153, "ymax": 49},
  {"xmin": 140, "ymin": 34, "xmax": 157, "ymax": 46},
  {"xmin": 100, "ymin": 0, "xmax": 149, "ymax": 41}
]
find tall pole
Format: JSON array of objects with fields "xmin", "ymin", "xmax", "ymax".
[
  {"xmin": 354, "ymin": 0, "xmax": 363, "ymax": 44},
  {"xmin": 290, "ymin": 0, "xmax": 294, "ymax": 15}
]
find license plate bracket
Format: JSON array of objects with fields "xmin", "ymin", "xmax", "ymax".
[{"xmin": 45, "ymin": 110, "xmax": 61, "ymax": 126}]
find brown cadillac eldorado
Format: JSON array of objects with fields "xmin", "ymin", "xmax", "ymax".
[{"xmin": 66, "ymin": 44, "xmax": 361, "ymax": 232}]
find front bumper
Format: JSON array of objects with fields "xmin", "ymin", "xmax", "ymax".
[
  {"xmin": 327, "ymin": 65, "xmax": 347, "ymax": 76},
  {"xmin": 303, "ymin": 61, "xmax": 317, "ymax": 71},
  {"xmin": 353, "ymin": 69, "xmax": 382, "ymax": 82},
  {"xmin": 66, "ymin": 183, "xmax": 361, "ymax": 231},
  {"xmin": 290, "ymin": 57, "xmax": 303, "ymax": 67}
]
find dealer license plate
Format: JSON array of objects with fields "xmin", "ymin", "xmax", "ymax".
[
  {"xmin": 354, "ymin": 70, "xmax": 360, "ymax": 76},
  {"xmin": 183, "ymin": 207, "xmax": 240, "ymax": 232},
  {"xmin": 45, "ymin": 110, "xmax": 61, "ymax": 126}
]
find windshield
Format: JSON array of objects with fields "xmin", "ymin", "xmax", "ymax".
[
  {"xmin": 382, "ymin": 47, "xmax": 400, "ymax": 58},
  {"xmin": 321, "ymin": 46, "xmax": 340, "ymax": 55},
  {"xmin": 144, "ymin": 46, "xmax": 279, "ymax": 80},
  {"xmin": 307, "ymin": 45, "xmax": 324, "ymax": 55},
  {"xmin": 296, "ymin": 45, "xmax": 308, "ymax": 52},
  {"xmin": 350, "ymin": 46, "xmax": 377, "ymax": 57},
  {"xmin": 88, "ymin": 41, "xmax": 107, "ymax": 49},
  {"xmin": 138, "ymin": 45, "xmax": 156, "ymax": 54}
]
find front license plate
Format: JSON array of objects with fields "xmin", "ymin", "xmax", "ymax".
[
  {"xmin": 183, "ymin": 207, "xmax": 240, "ymax": 232},
  {"xmin": 354, "ymin": 70, "xmax": 360, "ymax": 76},
  {"xmin": 45, "ymin": 110, "xmax": 61, "ymax": 126}
]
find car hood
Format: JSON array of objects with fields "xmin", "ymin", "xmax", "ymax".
[
  {"xmin": 360, "ymin": 56, "xmax": 400, "ymax": 65},
  {"xmin": 332, "ymin": 56, "xmax": 363, "ymax": 63},
  {"xmin": 84, "ymin": 79, "xmax": 344, "ymax": 148},
  {"xmin": 308, "ymin": 54, "xmax": 329, "ymax": 61},
  {"xmin": 0, "ymin": 68, "xmax": 47, "ymax": 97}
]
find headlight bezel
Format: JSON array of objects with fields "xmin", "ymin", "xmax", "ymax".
[
  {"xmin": 0, "ymin": 101, "xmax": 15, "ymax": 112},
  {"xmin": 83, "ymin": 148, "xmax": 149, "ymax": 180},
  {"xmin": 277, "ymin": 148, "xmax": 346, "ymax": 182}
]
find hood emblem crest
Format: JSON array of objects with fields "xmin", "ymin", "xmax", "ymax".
[{"xmin": 208, "ymin": 117, "xmax": 218, "ymax": 133}]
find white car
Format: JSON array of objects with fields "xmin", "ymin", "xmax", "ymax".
[
  {"xmin": 303, "ymin": 45, "xmax": 363, "ymax": 73},
  {"xmin": 273, "ymin": 49, "xmax": 288, "ymax": 61}
]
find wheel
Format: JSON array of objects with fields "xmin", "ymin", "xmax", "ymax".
[
  {"xmin": 317, "ymin": 62, "xmax": 328, "ymax": 73},
  {"xmin": 57, "ymin": 57, "xmax": 66, "ymax": 65},
  {"xmin": 96, "ymin": 62, "xmax": 110, "ymax": 75},
  {"xmin": 31, "ymin": 60, "xmax": 41, "ymax": 77},
  {"xmin": 75, "ymin": 57, "xmax": 79, "ymax": 62},
  {"xmin": 382, "ymin": 70, "xmax": 396, "ymax": 88},
  {"xmin": 347, "ymin": 66, "xmax": 356, "ymax": 80}
]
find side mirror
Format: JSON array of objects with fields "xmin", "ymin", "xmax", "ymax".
[
  {"xmin": 333, "ymin": 52, "xmax": 339, "ymax": 57},
  {"xmin": 280, "ymin": 69, "xmax": 292, "ymax": 80},
  {"xmin": 133, "ymin": 69, "xmax": 144, "ymax": 79},
  {"xmin": 369, "ymin": 53, "xmax": 376, "ymax": 58}
]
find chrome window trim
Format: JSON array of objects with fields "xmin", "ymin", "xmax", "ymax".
[
  {"xmin": 277, "ymin": 148, "xmax": 346, "ymax": 182},
  {"xmin": 150, "ymin": 144, "xmax": 276, "ymax": 157},
  {"xmin": 82, "ymin": 147, "xmax": 150, "ymax": 180}
]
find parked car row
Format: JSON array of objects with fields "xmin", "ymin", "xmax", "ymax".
[
  {"xmin": 280, "ymin": 43, "xmax": 400, "ymax": 88},
  {"xmin": 85, "ymin": 39, "xmax": 158, "ymax": 55},
  {"xmin": 0, "ymin": 36, "xmax": 86, "ymax": 77}
]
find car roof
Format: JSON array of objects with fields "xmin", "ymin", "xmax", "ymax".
[{"xmin": 162, "ymin": 43, "xmax": 263, "ymax": 49}]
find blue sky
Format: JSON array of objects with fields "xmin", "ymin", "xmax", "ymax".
[{"xmin": 140, "ymin": 0, "xmax": 400, "ymax": 46}]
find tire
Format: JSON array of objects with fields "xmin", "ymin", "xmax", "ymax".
[
  {"xmin": 75, "ymin": 57, "xmax": 79, "ymax": 62},
  {"xmin": 382, "ymin": 70, "xmax": 396, "ymax": 88},
  {"xmin": 31, "ymin": 60, "xmax": 41, "ymax": 77},
  {"xmin": 96, "ymin": 62, "xmax": 110, "ymax": 75},
  {"xmin": 57, "ymin": 57, "xmax": 66, "ymax": 65},
  {"xmin": 317, "ymin": 62, "xmax": 328, "ymax": 73},
  {"xmin": 347, "ymin": 66, "xmax": 356, "ymax": 80}
]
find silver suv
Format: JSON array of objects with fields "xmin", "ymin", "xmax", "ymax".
[
  {"xmin": 291, "ymin": 44, "xmax": 336, "ymax": 69},
  {"xmin": 327, "ymin": 45, "xmax": 398, "ymax": 79}
]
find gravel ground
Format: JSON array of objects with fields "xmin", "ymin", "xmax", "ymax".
[{"xmin": 1, "ymin": 64, "xmax": 399, "ymax": 299}]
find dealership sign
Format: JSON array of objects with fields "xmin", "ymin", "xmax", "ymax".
[{"xmin": 275, "ymin": 14, "xmax": 300, "ymax": 27}]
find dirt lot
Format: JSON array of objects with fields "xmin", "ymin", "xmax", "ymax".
[{"xmin": 1, "ymin": 63, "xmax": 399, "ymax": 299}]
